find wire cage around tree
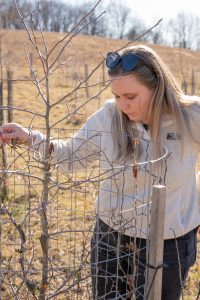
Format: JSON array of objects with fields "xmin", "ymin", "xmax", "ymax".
[{"xmin": 0, "ymin": 127, "xmax": 172, "ymax": 300}]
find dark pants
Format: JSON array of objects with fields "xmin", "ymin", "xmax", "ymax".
[{"xmin": 91, "ymin": 218, "xmax": 198, "ymax": 300}]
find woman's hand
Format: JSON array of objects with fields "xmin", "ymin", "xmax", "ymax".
[{"xmin": 0, "ymin": 123, "xmax": 35, "ymax": 147}]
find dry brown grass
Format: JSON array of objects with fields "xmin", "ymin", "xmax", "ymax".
[{"xmin": 2, "ymin": 29, "xmax": 200, "ymax": 128}]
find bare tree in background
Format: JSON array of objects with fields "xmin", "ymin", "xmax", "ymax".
[
  {"xmin": 107, "ymin": 0, "xmax": 131, "ymax": 39},
  {"xmin": 77, "ymin": 1, "xmax": 107, "ymax": 36},
  {"xmin": 0, "ymin": 0, "xmax": 108, "ymax": 36},
  {"xmin": 146, "ymin": 25, "xmax": 164, "ymax": 44},
  {"xmin": 62, "ymin": 4, "xmax": 83, "ymax": 33},
  {"xmin": 37, "ymin": 0, "xmax": 51, "ymax": 31},
  {"xmin": 1, "ymin": 0, "xmax": 200, "ymax": 50},
  {"xmin": 0, "ymin": 0, "xmax": 33, "ymax": 29},
  {"xmin": 49, "ymin": 2, "xmax": 66, "ymax": 32},
  {"xmin": 193, "ymin": 16, "xmax": 200, "ymax": 50},
  {"xmin": 127, "ymin": 17, "xmax": 148, "ymax": 41},
  {"xmin": 168, "ymin": 12, "xmax": 195, "ymax": 49}
]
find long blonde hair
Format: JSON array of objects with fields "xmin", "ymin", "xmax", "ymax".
[{"xmin": 108, "ymin": 45, "xmax": 199, "ymax": 160}]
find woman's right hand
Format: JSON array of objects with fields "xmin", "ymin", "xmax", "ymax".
[{"xmin": 0, "ymin": 123, "xmax": 35, "ymax": 147}]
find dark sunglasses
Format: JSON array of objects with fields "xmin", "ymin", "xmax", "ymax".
[{"xmin": 106, "ymin": 52, "xmax": 140, "ymax": 71}]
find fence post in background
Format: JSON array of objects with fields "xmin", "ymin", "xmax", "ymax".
[
  {"xmin": 146, "ymin": 185, "xmax": 166, "ymax": 300},
  {"xmin": 0, "ymin": 81, "xmax": 8, "ymax": 201},
  {"xmin": 29, "ymin": 52, "xmax": 34, "ymax": 79},
  {"xmin": 84, "ymin": 64, "xmax": 89, "ymax": 98},
  {"xmin": 69, "ymin": 104, "xmax": 77, "ymax": 124},
  {"xmin": 191, "ymin": 69, "xmax": 195, "ymax": 95},
  {"xmin": 182, "ymin": 80, "xmax": 187, "ymax": 94},
  {"xmin": 73, "ymin": 74, "xmax": 78, "ymax": 101},
  {"xmin": 7, "ymin": 70, "xmax": 13, "ymax": 123},
  {"xmin": 102, "ymin": 61, "xmax": 105, "ymax": 86}
]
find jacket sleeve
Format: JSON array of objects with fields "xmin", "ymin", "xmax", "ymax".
[{"xmin": 32, "ymin": 101, "xmax": 114, "ymax": 172}]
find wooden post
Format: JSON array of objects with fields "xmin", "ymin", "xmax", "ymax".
[
  {"xmin": 0, "ymin": 80, "xmax": 8, "ymax": 201},
  {"xmin": 29, "ymin": 52, "xmax": 34, "ymax": 79},
  {"xmin": 84, "ymin": 64, "xmax": 89, "ymax": 98},
  {"xmin": 181, "ymin": 80, "xmax": 187, "ymax": 94},
  {"xmin": 7, "ymin": 70, "xmax": 13, "ymax": 123},
  {"xmin": 70, "ymin": 104, "xmax": 77, "ymax": 124},
  {"xmin": 191, "ymin": 69, "xmax": 195, "ymax": 95},
  {"xmin": 74, "ymin": 74, "xmax": 78, "ymax": 101},
  {"xmin": 146, "ymin": 185, "xmax": 166, "ymax": 300},
  {"xmin": 102, "ymin": 61, "xmax": 105, "ymax": 86}
]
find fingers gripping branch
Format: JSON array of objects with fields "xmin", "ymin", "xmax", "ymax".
[{"xmin": 0, "ymin": 123, "xmax": 36, "ymax": 147}]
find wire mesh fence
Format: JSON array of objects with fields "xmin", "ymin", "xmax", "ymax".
[{"xmin": 0, "ymin": 127, "xmax": 173, "ymax": 299}]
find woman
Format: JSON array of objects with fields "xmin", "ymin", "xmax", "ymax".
[{"xmin": 0, "ymin": 45, "xmax": 199, "ymax": 299}]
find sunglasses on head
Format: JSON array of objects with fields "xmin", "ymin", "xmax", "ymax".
[{"xmin": 106, "ymin": 51, "xmax": 140, "ymax": 71}]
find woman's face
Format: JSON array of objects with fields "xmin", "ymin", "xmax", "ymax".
[{"xmin": 111, "ymin": 75, "xmax": 155, "ymax": 124}]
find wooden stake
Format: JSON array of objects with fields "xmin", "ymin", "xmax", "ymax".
[
  {"xmin": 84, "ymin": 64, "xmax": 89, "ymax": 98},
  {"xmin": 102, "ymin": 62, "xmax": 105, "ymax": 86},
  {"xmin": 146, "ymin": 185, "xmax": 166, "ymax": 300},
  {"xmin": 0, "ymin": 80, "xmax": 8, "ymax": 200},
  {"xmin": 29, "ymin": 52, "xmax": 34, "ymax": 79},
  {"xmin": 7, "ymin": 70, "xmax": 13, "ymax": 123},
  {"xmin": 191, "ymin": 69, "xmax": 195, "ymax": 95}
]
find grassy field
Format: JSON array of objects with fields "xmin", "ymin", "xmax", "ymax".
[
  {"xmin": 2, "ymin": 29, "xmax": 200, "ymax": 128},
  {"xmin": 0, "ymin": 28, "xmax": 199, "ymax": 299}
]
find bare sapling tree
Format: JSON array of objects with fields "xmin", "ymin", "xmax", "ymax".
[{"xmin": 0, "ymin": 0, "xmax": 111, "ymax": 299}]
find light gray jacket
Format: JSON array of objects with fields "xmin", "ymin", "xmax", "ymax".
[{"xmin": 33, "ymin": 99, "xmax": 200, "ymax": 239}]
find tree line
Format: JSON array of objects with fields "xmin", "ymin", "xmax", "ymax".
[{"xmin": 1, "ymin": 0, "xmax": 200, "ymax": 50}]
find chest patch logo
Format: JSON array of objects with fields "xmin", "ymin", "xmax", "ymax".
[{"xmin": 167, "ymin": 133, "xmax": 182, "ymax": 140}]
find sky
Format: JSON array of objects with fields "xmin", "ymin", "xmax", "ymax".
[
  {"xmin": 68, "ymin": 0, "xmax": 200, "ymax": 26},
  {"xmin": 123, "ymin": 0, "xmax": 200, "ymax": 25}
]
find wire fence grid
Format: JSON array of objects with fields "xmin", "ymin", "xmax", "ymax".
[{"xmin": 0, "ymin": 127, "xmax": 199, "ymax": 299}]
